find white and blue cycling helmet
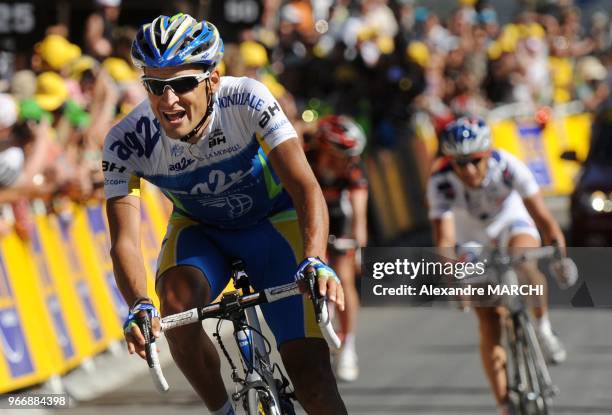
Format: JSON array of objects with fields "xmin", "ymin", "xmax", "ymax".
[
  {"xmin": 440, "ymin": 117, "xmax": 491, "ymax": 157},
  {"xmin": 132, "ymin": 14, "xmax": 224, "ymax": 142},
  {"xmin": 131, "ymin": 13, "xmax": 224, "ymax": 71}
]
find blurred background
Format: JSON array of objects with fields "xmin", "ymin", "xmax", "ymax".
[{"xmin": 0, "ymin": 0, "xmax": 611, "ymax": 413}]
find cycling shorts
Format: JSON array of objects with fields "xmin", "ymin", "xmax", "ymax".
[
  {"xmin": 455, "ymin": 192, "xmax": 540, "ymax": 247},
  {"xmin": 155, "ymin": 209, "xmax": 323, "ymax": 348}
]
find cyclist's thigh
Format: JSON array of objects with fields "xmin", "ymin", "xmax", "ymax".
[
  {"xmin": 217, "ymin": 210, "xmax": 324, "ymax": 348},
  {"xmin": 508, "ymin": 232, "xmax": 540, "ymax": 249},
  {"xmin": 156, "ymin": 214, "xmax": 231, "ymax": 305}
]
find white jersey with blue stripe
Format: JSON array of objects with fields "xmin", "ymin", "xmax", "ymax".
[
  {"xmin": 427, "ymin": 149, "xmax": 540, "ymax": 223},
  {"xmin": 102, "ymin": 76, "xmax": 298, "ymax": 228}
]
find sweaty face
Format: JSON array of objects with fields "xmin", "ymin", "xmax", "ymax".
[
  {"xmin": 451, "ymin": 154, "xmax": 489, "ymax": 188},
  {"xmin": 143, "ymin": 66, "xmax": 219, "ymax": 140}
]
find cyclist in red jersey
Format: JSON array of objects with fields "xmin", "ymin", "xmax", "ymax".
[{"xmin": 307, "ymin": 115, "xmax": 368, "ymax": 382}]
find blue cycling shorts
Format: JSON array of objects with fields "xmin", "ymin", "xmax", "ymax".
[{"xmin": 155, "ymin": 209, "xmax": 323, "ymax": 348}]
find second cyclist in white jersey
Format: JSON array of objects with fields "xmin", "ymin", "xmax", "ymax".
[{"xmin": 427, "ymin": 117, "xmax": 575, "ymax": 415}]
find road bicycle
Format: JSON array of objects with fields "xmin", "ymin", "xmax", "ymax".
[{"xmin": 137, "ymin": 259, "xmax": 340, "ymax": 415}]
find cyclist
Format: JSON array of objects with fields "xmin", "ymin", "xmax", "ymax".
[
  {"xmin": 103, "ymin": 14, "xmax": 347, "ymax": 415},
  {"xmin": 307, "ymin": 115, "xmax": 368, "ymax": 382},
  {"xmin": 426, "ymin": 117, "xmax": 575, "ymax": 415}
]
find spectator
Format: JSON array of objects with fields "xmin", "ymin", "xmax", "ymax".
[
  {"xmin": 85, "ymin": 0, "xmax": 122, "ymax": 60},
  {"xmin": 575, "ymin": 56, "xmax": 609, "ymax": 111}
]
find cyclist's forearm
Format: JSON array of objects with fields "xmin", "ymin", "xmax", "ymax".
[
  {"xmin": 268, "ymin": 139, "xmax": 329, "ymax": 258},
  {"xmin": 296, "ymin": 183, "xmax": 329, "ymax": 258},
  {"xmin": 523, "ymin": 194, "xmax": 565, "ymax": 246},
  {"xmin": 432, "ymin": 217, "xmax": 456, "ymax": 247},
  {"xmin": 351, "ymin": 189, "xmax": 368, "ymax": 247},
  {"xmin": 110, "ymin": 242, "xmax": 149, "ymax": 306}
]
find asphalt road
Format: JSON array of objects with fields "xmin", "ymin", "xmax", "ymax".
[{"xmin": 57, "ymin": 307, "xmax": 612, "ymax": 415}]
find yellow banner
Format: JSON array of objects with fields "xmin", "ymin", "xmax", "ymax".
[
  {"xmin": 0, "ymin": 232, "xmax": 63, "ymax": 392},
  {"xmin": 490, "ymin": 114, "xmax": 591, "ymax": 195}
]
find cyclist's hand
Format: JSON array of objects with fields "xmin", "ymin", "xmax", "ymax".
[
  {"xmin": 296, "ymin": 257, "xmax": 345, "ymax": 311},
  {"xmin": 123, "ymin": 301, "xmax": 161, "ymax": 360},
  {"xmin": 549, "ymin": 257, "xmax": 578, "ymax": 289}
]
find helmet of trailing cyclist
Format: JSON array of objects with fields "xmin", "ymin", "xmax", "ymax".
[
  {"xmin": 131, "ymin": 13, "xmax": 224, "ymax": 142},
  {"xmin": 439, "ymin": 116, "xmax": 491, "ymax": 157},
  {"xmin": 316, "ymin": 115, "xmax": 366, "ymax": 157},
  {"xmin": 131, "ymin": 13, "xmax": 224, "ymax": 70}
]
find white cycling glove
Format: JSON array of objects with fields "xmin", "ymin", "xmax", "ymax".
[{"xmin": 548, "ymin": 257, "xmax": 578, "ymax": 289}]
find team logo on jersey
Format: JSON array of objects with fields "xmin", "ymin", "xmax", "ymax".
[
  {"xmin": 208, "ymin": 129, "xmax": 228, "ymax": 149},
  {"xmin": 258, "ymin": 102, "xmax": 281, "ymax": 128},
  {"xmin": 102, "ymin": 161, "xmax": 127, "ymax": 173},
  {"xmin": 170, "ymin": 144, "xmax": 185, "ymax": 157},
  {"xmin": 198, "ymin": 194, "xmax": 254, "ymax": 218},
  {"xmin": 110, "ymin": 116, "xmax": 161, "ymax": 161},
  {"xmin": 217, "ymin": 92, "xmax": 264, "ymax": 111},
  {"xmin": 189, "ymin": 168, "xmax": 254, "ymax": 195},
  {"xmin": 263, "ymin": 119, "xmax": 289, "ymax": 139},
  {"xmin": 169, "ymin": 157, "xmax": 196, "ymax": 172}
]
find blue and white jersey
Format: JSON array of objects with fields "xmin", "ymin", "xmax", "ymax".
[
  {"xmin": 102, "ymin": 76, "xmax": 298, "ymax": 228},
  {"xmin": 427, "ymin": 149, "xmax": 540, "ymax": 223}
]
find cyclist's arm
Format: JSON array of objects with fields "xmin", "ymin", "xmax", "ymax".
[
  {"xmin": 431, "ymin": 216, "xmax": 456, "ymax": 247},
  {"xmin": 350, "ymin": 188, "xmax": 368, "ymax": 247},
  {"xmin": 523, "ymin": 192, "xmax": 566, "ymax": 248},
  {"xmin": 269, "ymin": 138, "xmax": 329, "ymax": 258},
  {"xmin": 502, "ymin": 151, "xmax": 565, "ymax": 247},
  {"xmin": 426, "ymin": 173, "xmax": 456, "ymax": 248},
  {"xmin": 106, "ymin": 194, "xmax": 149, "ymax": 306}
]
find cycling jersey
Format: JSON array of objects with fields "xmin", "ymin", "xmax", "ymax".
[
  {"xmin": 308, "ymin": 155, "xmax": 368, "ymax": 238},
  {"xmin": 427, "ymin": 149, "xmax": 540, "ymax": 245},
  {"xmin": 102, "ymin": 76, "xmax": 297, "ymax": 229}
]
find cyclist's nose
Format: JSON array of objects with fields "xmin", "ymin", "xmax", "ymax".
[{"xmin": 160, "ymin": 86, "xmax": 180, "ymax": 105}]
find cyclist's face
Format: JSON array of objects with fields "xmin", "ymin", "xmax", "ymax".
[
  {"xmin": 451, "ymin": 154, "xmax": 489, "ymax": 188},
  {"xmin": 144, "ymin": 66, "xmax": 220, "ymax": 140}
]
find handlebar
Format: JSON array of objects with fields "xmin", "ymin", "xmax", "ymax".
[
  {"xmin": 140, "ymin": 272, "xmax": 341, "ymax": 393},
  {"xmin": 328, "ymin": 235, "xmax": 360, "ymax": 252},
  {"xmin": 136, "ymin": 313, "xmax": 169, "ymax": 393},
  {"xmin": 507, "ymin": 245, "xmax": 559, "ymax": 266}
]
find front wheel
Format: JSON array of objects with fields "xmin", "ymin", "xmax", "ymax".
[
  {"xmin": 515, "ymin": 314, "xmax": 552, "ymax": 415},
  {"xmin": 246, "ymin": 388, "xmax": 281, "ymax": 415}
]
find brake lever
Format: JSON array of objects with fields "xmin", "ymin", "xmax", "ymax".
[
  {"xmin": 305, "ymin": 269, "xmax": 323, "ymax": 323},
  {"xmin": 137, "ymin": 313, "xmax": 155, "ymax": 367}
]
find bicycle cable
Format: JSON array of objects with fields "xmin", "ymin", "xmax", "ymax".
[
  {"xmin": 213, "ymin": 317, "xmax": 271, "ymax": 384},
  {"xmin": 214, "ymin": 319, "xmax": 240, "ymax": 380}
]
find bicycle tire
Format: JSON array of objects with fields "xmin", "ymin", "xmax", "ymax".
[
  {"xmin": 516, "ymin": 314, "xmax": 550, "ymax": 415},
  {"xmin": 246, "ymin": 388, "xmax": 282, "ymax": 415},
  {"xmin": 520, "ymin": 314, "xmax": 552, "ymax": 415}
]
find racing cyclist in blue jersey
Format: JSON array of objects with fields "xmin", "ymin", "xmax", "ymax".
[
  {"xmin": 426, "ymin": 117, "xmax": 577, "ymax": 415},
  {"xmin": 103, "ymin": 14, "xmax": 347, "ymax": 415}
]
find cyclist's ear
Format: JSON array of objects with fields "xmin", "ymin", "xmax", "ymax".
[{"xmin": 209, "ymin": 69, "xmax": 221, "ymax": 92}]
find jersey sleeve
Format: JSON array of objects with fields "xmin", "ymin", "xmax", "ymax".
[
  {"xmin": 501, "ymin": 151, "xmax": 539, "ymax": 198},
  {"xmin": 241, "ymin": 78, "xmax": 297, "ymax": 152},
  {"xmin": 102, "ymin": 126, "xmax": 141, "ymax": 200},
  {"xmin": 426, "ymin": 175, "xmax": 455, "ymax": 220}
]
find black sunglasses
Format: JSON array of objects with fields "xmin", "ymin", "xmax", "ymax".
[
  {"xmin": 452, "ymin": 156, "xmax": 485, "ymax": 167},
  {"xmin": 141, "ymin": 73, "xmax": 209, "ymax": 96}
]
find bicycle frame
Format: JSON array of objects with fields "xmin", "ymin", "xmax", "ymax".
[
  {"xmin": 140, "ymin": 260, "xmax": 341, "ymax": 415},
  {"xmin": 228, "ymin": 261, "xmax": 284, "ymax": 414}
]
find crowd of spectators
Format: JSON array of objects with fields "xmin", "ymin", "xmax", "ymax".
[{"xmin": 0, "ymin": 0, "xmax": 610, "ymax": 238}]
